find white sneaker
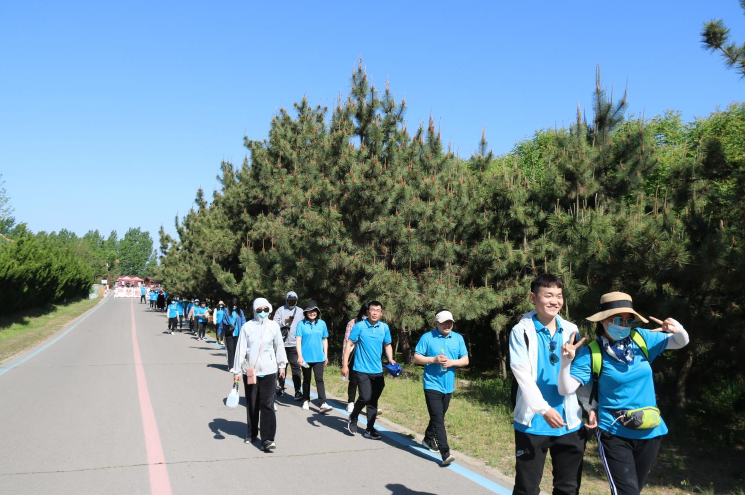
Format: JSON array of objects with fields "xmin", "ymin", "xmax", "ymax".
[
  {"xmin": 302, "ymin": 400, "xmax": 310, "ymax": 410},
  {"xmin": 274, "ymin": 402, "xmax": 278, "ymax": 412},
  {"xmin": 319, "ymin": 403, "xmax": 333, "ymax": 414},
  {"xmin": 346, "ymin": 402, "xmax": 354, "ymax": 413}
]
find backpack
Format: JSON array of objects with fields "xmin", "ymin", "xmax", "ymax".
[{"xmin": 588, "ymin": 329, "xmax": 649, "ymax": 404}]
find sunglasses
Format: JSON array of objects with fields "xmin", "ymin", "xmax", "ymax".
[
  {"xmin": 257, "ymin": 307, "xmax": 270, "ymax": 313},
  {"xmin": 612, "ymin": 316, "xmax": 638, "ymax": 327},
  {"xmin": 549, "ymin": 340, "xmax": 559, "ymax": 365}
]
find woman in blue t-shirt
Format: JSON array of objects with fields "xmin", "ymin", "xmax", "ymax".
[
  {"xmin": 558, "ymin": 292, "xmax": 689, "ymax": 495},
  {"xmin": 295, "ymin": 300, "xmax": 333, "ymax": 414}
]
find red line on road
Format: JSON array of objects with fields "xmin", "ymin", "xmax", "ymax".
[{"xmin": 130, "ymin": 300, "xmax": 173, "ymax": 495}]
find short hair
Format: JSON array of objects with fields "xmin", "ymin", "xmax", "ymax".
[
  {"xmin": 368, "ymin": 300, "xmax": 384, "ymax": 310},
  {"xmin": 530, "ymin": 274, "xmax": 564, "ymax": 295}
]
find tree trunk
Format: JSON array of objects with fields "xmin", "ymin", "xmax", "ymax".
[
  {"xmin": 674, "ymin": 347, "xmax": 694, "ymax": 421},
  {"xmin": 496, "ymin": 329, "xmax": 508, "ymax": 380},
  {"xmin": 398, "ymin": 323, "xmax": 412, "ymax": 364}
]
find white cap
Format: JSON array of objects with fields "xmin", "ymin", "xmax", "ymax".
[{"xmin": 434, "ymin": 310, "xmax": 454, "ymax": 323}]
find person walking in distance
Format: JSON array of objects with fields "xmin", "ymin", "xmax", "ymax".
[
  {"xmin": 342, "ymin": 303, "xmax": 368, "ymax": 412},
  {"xmin": 341, "ymin": 300, "xmax": 396, "ymax": 440},
  {"xmin": 222, "ymin": 298, "xmax": 246, "ymax": 371},
  {"xmin": 194, "ymin": 300, "xmax": 210, "ymax": 341},
  {"xmin": 140, "ymin": 285, "xmax": 146, "ymax": 304},
  {"xmin": 413, "ymin": 309, "xmax": 469, "ymax": 466},
  {"xmin": 230, "ymin": 297, "xmax": 287, "ymax": 452},
  {"xmin": 510, "ymin": 274, "xmax": 595, "ymax": 495},
  {"xmin": 214, "ymin": 301, "xmax": 226, "ymax": 345},
  {"xmin": 166, "ymin": 298, "xmax": 179, "ymax": 334},
  {"xmin": 273, "ymin": 291, "xmax": 303, "ymax": 400},
  {"xmin": 295, "ymin": 300, "xmax": 333, "ymax": 413}
]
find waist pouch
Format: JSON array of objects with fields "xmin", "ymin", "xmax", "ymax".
[{"xmin": 611, "ymin": 407, "xmax": 661, "ymax": 430}]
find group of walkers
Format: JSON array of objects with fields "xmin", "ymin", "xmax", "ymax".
[
  {"xmin": 140, "ymin": 286, "xmax": 167, "ymax": 311},
  {"xmin": 144, "ymin": 274, "xmax": 689, "ymax": 495},
  {"xmin": 510, "ymin": 274, "xmax": 689, "ymax": 495}
]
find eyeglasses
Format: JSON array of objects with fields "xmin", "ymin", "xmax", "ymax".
[
  {"xmin": 612, "ymin": 317, "xmax": 637, "ymax": 327},
  {"xmin": 549, "ymin": 341, "xmax": 559, "ymax": 365},
  {"xmin": 257, "ymin": 307, "xmax": 270, "ymax": 313}
]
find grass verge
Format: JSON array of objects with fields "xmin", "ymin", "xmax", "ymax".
[
  {"xmin": 315, "ymin": 363, "xmax": 743, "ymax": 495},
  {"xmin": 0, "ymin": 296, "xmax": 102, "ymax": 364}
]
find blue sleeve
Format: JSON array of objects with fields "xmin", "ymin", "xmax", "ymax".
[
  {"xmin": 458, "ymin": 334, "xmax": 468, "ymax": 357},
  {"xmin": 637, "ymin": 328, "xmax": 668, "ymax": 362},
  {"xmin": 349, "ymin": 322, "xmax": 361, "ymax": 343},
  {"xmin": 295, "ymin": 322, "xmax": 304, "ymax": 338},
  {"xmin": 414, "ymin": 333, "xmax": 429, "ymax": 356},
  {"xmin": 322, "ymin": 320, "xmax": 329, "ymax": 338},
  {"xmin": 570, "ymin": 346, "xmax": 592, "ymax": 386},
  {"xmin": 383, "ymin": 325, "xmax": 392, "ymax": 345}
]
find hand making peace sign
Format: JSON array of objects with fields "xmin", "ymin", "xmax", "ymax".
[
  {"xmin": 561, "ymin": 332, "xmax": 586, "ymax": 360},
  {"xmin": 648, "ymin": 316, "xmax": 680, "ymax": 333}
]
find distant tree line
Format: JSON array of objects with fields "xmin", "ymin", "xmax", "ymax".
[
  {"xmin": 158, "ymin": 65, "xmax": 744, "ymax": 446},
  {"xmin": 0, "ymin": 190, "xmax": 157, "ymax": 314}
]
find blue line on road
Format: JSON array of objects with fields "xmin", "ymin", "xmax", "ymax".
[
  {"xmin": 0, "ymin": 296, "xmax": 112, "ymax": 377},
  {"xmin": 206, "ymin": 336, "xmax": 512, "ymax": 495}
]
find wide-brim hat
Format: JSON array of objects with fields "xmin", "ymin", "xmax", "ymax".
[
  {"xmin": 303, "ymin": 300, "xmax": 321, "ymax": 318},
  {"xmin": 586, "ymin": 292, "xmax": 648, "ymax": 323}
]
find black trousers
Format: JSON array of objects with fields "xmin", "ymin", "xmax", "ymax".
[
  {"xmin": 347, "ymin": 352, "xmax": 359, "ymax": 403},
  {"xmin": 277, "ymin": 346, "xmax": 301, "ymax": 394},
  {"xmin": 301, "ymin": 362, "xmax": 326, "ymax": 403},
  {"xmin": 168, "ymin": 317, "xmax": 177, "ymax": 331},
  {"xmin": 140, "ymin": 295, "xmax": 145, "ymax": 303},
  {"xmin": 513, "ymin": 427, "xmax": 587, "ymax": 495},
  {"xmin": 424, "ymin": 389, "xmax": 452, "ymax": 457},
  {"xmin": 351, "ymin": 371, "xmax": 385, "ymax": 430},
  {"xmin": 225, "ymin": 332, "xmax": 238, "ymax": 370},
  {"xmin": 597, "ymin": 429, "xmax": 662, "ymax": 495},
  {"xmin": 197, "ymin": 321, "xmax": 206, "ymax": 339},
  {"xmin": 243, "ymin": 373, "xmax": 277, "ymax": 441},
  {"xmin": 178, "ymin": 314, "xmax": 183, "ymax": 328}
]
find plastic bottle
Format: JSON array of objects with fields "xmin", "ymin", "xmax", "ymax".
[
  {"xmin": 342, "ymin": 375, "xmax": 348, "ymax": 382},
  {"xmin": 301, "ymin": 361, "xmax": 309, "ymax": 369},
  {"xmin": 440, "ymin": 349, "xmax": 448, "ymax": 372}
]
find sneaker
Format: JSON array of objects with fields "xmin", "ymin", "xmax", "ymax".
[
  {"xmin": 262, "ymin": 440, "xmax": 276, "ymax": 452},
  {"xmin": 245, "ymin": 436, "xmax": 257, "ymax": 444},
  {"xmin": 274, "ymin": 402, "xmax": 278, "ymax": 412},
  {"xmin": 347, "ymin": 418, "xmax": 357, "ymax": 435},
  {"xmin": 376, "ymin": 408, "xmax": 383, "ymax": 416},
  {"xmin": 302, "ymin": 400, "xmax": 310, "ymax": 410},
  {"xmin": 346, "ymin": 402, "xmax": 354, "ymax": 413},
  {"xmin": 276, "ymin": 388, "xmax": 284, "ymax": 397},
  {"xmin": 319, "ymin": 403, "xmax": 333, "ymax": 414},
  {"xmin": 363, "ymin": 428, "xmax": 382, "ymax": 440},
  {"xmin": 293, "ymin": 392, "xmax": 303, "ymax": 401},
  {"xmin": 421, "ymin": 438, "xmax": 439, "ymax": 452},
  {"xmin": 442, "ymin": 453, "xmax": 455, "ymax": 466}
]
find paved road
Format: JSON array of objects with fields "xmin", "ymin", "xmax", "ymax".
[{"xmin": 0, "ymin": 297, "xmax": 513, "ymax": 495}]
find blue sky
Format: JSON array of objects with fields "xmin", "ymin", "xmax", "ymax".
[{"xmin": 1, "ymin": 1, "xmax": 743, "ymax": 245}]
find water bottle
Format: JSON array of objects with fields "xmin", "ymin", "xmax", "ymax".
[
  {"xmin": 301, "ymin": 361, "xmax": 309, "ymax": 369},
  {"xmin": 342, "ymin": 375, "xmax": 348, "ymax": 382},
  {"xmin": 440, "ymin": 349, "xmax": 448, "ymax": 372}
]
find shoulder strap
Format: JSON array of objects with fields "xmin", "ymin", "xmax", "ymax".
[
  {"xmin": 631, "ymin": 329, "xmax": 649, "ymax": 360},
  {"xmin": 589, "ymin": 340, "xmax": 602, "ymax": 379}
]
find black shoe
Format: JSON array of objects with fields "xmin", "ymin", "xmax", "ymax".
[
  {"xmin": 347, "ymin": 418, "xmax": 357, "ymax": 435},
  {"xmin": 245, "ymin": 436, "xmax": 257, "ymax": 444},
  {"xmin": 262, "ymin": 439, "xmax": 276, "ymax": 452},
  {"xmin": 363, "ymin": 428, "xmax": 381, "ymax": 440},
  {"xmin": 421, "ymin": 438, "xmax": 439, "ymax": 452},
  {"xmin": 441, "ymin": 452, "xmax": 455, "ymax": 466},
  {"xmin": 293, "ymin": 392, "xmax": 303, "ymax": 401},
  {"xmin": 276, "ymin": 388, "xmax": 284, "ymax": 397}
]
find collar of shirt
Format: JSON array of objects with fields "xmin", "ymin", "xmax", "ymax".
[
  {"xmin": 364, "ymin": 319, "xmax": 381, "ymax": 329},
  {"xmin": 532, "ymin": 315, "xmax": 563, "ymax": 337},
  {"xmin": 433, "ymin": 329, "xmax": 452, "ymax": 339}
]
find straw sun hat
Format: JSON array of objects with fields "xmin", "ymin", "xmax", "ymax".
[{"xmin": 586, "ymin": 292, "xmax": 649, "ymax": 323}]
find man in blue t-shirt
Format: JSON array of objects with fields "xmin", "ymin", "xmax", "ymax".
[
  {"xmin": 413, "ymin": 309, "xmax": 469, "ymax": 466},
  {"xmin": 341, "ymin": 300, "xmax": 396, "ymax": 440},
  {"xmin": 509, "ymin": 274, "xmax": 594, "ymax": 495},
  {"xmin": 140, "ymin": 286, "xmax": 146, "ymax": 304},
  {"xmin": 166, "ymin": 299, "xmax": 179, "ymax": 334}
]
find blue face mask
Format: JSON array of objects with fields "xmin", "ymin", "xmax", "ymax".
[
  {"xmin": 257, "ymin": 311, "xmax": 269, "ymax": 319},
  {"xmin": 607, "ymin": 322, "xmax": 631, "ymax": 341}
]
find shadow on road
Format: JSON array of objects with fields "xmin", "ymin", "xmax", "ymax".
[
  {"xmin": 385, "ymin": 484, "xmax": 437, "ymax": 495},
  {"xmin": 207, "ymin": 363, "xmax": 229, "ymax": 372},
  {"xmin": 209, "ymin": 417, "xmax": 246, "ymax": 440}
]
